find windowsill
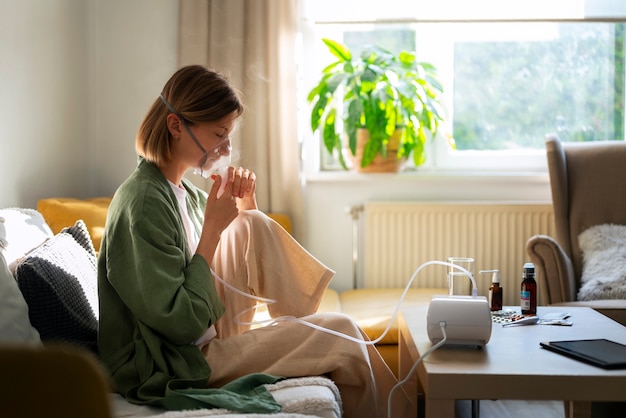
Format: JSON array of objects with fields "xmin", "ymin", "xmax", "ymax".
[
  {"xmin": 305, "ymin": 169, "xmax": 549, "ymax": 183},
  {"xmin": 303, "ymin": 169, "xmax": 552, "ymax": 204}
]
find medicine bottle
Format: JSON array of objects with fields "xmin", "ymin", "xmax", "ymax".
[
  {"xmin": 520, "ymin": 262, "xmax": 537, "ymax": 315},
  {"xmin": 481, "ymin": 269, "xmax": 503, "ymax": 311}
]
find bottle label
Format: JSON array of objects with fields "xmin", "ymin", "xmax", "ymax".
[{"xmin": 521, "ymin": 290, "xmax": 530, "ymax": 310}]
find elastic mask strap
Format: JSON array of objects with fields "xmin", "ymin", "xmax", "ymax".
[{"xmin": 159, "ymin": 93, "xmax": 209, "ymax": 159}]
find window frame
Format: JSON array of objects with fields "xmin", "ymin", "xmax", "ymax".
[{"xmin": 298, "ymin": 0, "xmax": 626, "ymax": 178}]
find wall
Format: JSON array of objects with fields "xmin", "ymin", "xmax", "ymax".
[
  {"xmin": 1, "ymin": 0, "xmax": 90, "ymax": 207},
  {"xmin": 0, "ymin": 0, "xmax": 178, "ymax": 208},
  {"xmin": 88, "ymin": 0, "xmax": 179, "ymax": 195}
]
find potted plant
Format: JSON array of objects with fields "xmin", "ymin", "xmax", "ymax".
[{"xmin": 307, "ymin": 38, "xmax": 446, "ymax": 172}]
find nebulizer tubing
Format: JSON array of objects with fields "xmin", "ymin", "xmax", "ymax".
[
  {"xmin": 213, "ymin": 260, "xmax": 468, "ymax": 416},
  {"xmin": 213, "ymin": 259, "xmax": 477, "ymax": 344}
]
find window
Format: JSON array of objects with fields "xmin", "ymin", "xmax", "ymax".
[{"xmin": 299, "ymin": 0, "xmax": 626, "ymax": 173}]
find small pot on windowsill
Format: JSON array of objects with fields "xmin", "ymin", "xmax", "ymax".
[{"xmin": 346, "ymin": 128, "xmax": 407, "ymax": 173}]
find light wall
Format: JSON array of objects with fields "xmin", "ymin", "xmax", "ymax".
[
  {"xmin": 1, "ymin": 0, "xmax": 90, "ymax": 207},
  {"xmin": 0, "ymin": 0, "xmax": 178, "ymax": 208},
  {"xmin": 0, "ymin": 0, "xmax": 552, "ymax": 292},
  {"xmin": 88, "ymin": 0, "xmax": 179, "ymax": 195}
]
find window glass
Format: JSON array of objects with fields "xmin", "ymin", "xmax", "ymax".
[{"xmin": 450, "ymin": 22, "xmax": 623, "ymax": 150}]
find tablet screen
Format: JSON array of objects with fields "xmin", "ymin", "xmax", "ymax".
[{"xmin": 540, "ymin": 339, "xmax": 626, "ymax": 369}]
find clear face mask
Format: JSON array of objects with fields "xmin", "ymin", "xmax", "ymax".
[
  {"xmin": 192, "ymin": 139, "xmax": 232, "ymax": 199},
  {"xmin": 199, "ymin": 154, "xmax": 232, "ymax": 197}
]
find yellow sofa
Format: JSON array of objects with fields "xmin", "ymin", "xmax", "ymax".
[
  {"xmin": 36, "ymin": 197, "xmax": 443, "ymax": 376},
  {"xmin": 37, "ymin": 197, "xmax": 110, "ymax": 252}
]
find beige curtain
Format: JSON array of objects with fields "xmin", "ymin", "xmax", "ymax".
[{"xmin": 178, "ymin": 0, "xmax": 304, "ymax": 237}]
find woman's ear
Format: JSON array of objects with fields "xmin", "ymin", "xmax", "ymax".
[{"xmin": 166, "ymin": 113, "xmax": 183, "ymax": 138}]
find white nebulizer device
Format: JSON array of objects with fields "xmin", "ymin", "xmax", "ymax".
[{"xmin": 195, "ymin": 154, "xmax": 231, "ymax": 197}]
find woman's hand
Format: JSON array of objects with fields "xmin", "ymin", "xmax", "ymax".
[
  {"xmin": 206, "ymin": 175, "xmax": 239, "ymax": 228},
  {"xmin": 195, "ymin": 176, "xmax": 238, "ymax": 264},
  {"xmin": 195, "ymin": 166, "xmax": 257, "ymax": 264},
  {"xmin": 224, "ymin": 166, "xmax": 258, "ymax": 211}
]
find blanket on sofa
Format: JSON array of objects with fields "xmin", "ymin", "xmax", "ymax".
[{"xmin": 111, "ymin": 376, "xmax": 342, "ymax": 418}]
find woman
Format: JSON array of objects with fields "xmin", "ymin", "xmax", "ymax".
[{"xmin": 97, "ymin": 65, "xmax": 407, "ymax": 418}]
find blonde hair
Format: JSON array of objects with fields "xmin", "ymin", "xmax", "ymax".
[{"xmin": 136, "ymin": 65, "xmax": 244, "ymax": 166}]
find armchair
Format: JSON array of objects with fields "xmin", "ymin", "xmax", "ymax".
[{"xmin": 526, "ymin": 135, "xmax": 626, "ymax": 325}]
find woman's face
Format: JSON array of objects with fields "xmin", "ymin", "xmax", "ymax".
[{"xmin": 176, "ymin": 111, "xmax": 238, "ymax": 176}]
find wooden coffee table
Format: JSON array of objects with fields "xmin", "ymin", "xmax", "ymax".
[{"xmin": 398, "ymin": 305, "xmax": 626, "ymax": 418}]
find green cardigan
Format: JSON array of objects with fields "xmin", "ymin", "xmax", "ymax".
[{"xmin": 97, "ymin": 159, "xmax": 281, "ymax": 413}]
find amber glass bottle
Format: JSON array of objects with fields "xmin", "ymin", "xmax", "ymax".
[
  {"xmin": 482, "ymin": 269, "xmax": 503, "ymax": 311},
  {"xmin": 489, "ymin": 271, "xmax": 503, "ymax": 311},
  {"xmin": 520, "ymin": 262, "xmax": 537, "ymax": 315}
]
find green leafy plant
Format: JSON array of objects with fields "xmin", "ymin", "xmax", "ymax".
[{"xmin": 307, "ymin": 38, "xmax": 446, "ymax": 170}]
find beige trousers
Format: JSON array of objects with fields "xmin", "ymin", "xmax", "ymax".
[{"xmin": 203, "ymin": 210, "xmax": 409, "ymax": 418}]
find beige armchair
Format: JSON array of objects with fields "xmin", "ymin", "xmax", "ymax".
[{"xmin": 526, "ymin": 135, "xmax": 626, "ymax": 325}]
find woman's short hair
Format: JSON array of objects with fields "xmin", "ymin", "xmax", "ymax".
[{"xmin": 136, "ymin": 65, "xmax": 244, "ymax": 166}]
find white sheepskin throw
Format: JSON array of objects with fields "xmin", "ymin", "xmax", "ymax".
[
  {"xmin": 110, "ymin": 376, "xmax": 341, "ymax": 418},
  {"xmin": 578, "ymin": 223, "xmax": 626, "ymax": 301}
]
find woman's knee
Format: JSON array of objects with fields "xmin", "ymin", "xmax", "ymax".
[
  {"xmin": 236, "ymin": 209, "xmax": 266, "ymax": 225},
  {"xmin": 221, "ymin": 209, "xmax": 266, "ymax": 241},
  {"xmin": 304, "ymin": 312, "xmax": 363, "ymax": 337},
  {"xmin": 227, "ymin": 210, "xmax": 273, "ymax": 235}
]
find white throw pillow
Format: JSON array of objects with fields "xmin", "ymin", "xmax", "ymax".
[
  {"xmin": 0, "ymin": 251, "xmax": 41, "ymax": 343},
  {"xmin": 0, "ymin": 208, "xmax": 54, "ymax": 272},
  {"xmin": 578, "ymin": 223, "xmax": 626, "ymax": 301}
]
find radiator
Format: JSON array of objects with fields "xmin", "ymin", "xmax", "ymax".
[{"xmin": 362, "ymin": 202, "xmax": 555, "ymax": 306}]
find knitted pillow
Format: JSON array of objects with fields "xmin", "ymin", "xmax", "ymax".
[{"xmin": 15, "ymin": 220, "xmax": 98, "ymax": 353}]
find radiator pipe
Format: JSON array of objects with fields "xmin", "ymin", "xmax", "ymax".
[{"xmin": 345, "ymin": 205, "xmax": 364, "ymax": 290}]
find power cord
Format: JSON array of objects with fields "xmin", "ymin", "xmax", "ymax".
[{"xmin": 388, "ymin": 321, "xmax": 447, "ymax": 418}]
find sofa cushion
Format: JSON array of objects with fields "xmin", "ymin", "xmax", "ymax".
[
  {"xmin": 15, "ymin": 220, "xmax": 98, "ymax": 353},
  {"xmin": 37, "ymin": 197, "xmax": 111, "ymax": 252},
  {"xmin": 317, "ymin": 288, "xmax": 342, "ymax": 313},
  {"xmin": 578, "ymin": 223, "xmax": 626, "ymax": 301},
  {"xmin": 0, "ymin": 251, "xmax": 41, "ymax": 344},
  {"xmin": 0, "ymin": 207, "xmax": 54, "ymax": 272}
]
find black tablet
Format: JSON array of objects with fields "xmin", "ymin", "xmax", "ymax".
[{"xmin": 540, "ymin": 339, "xmax": 626, "ymax": 370}]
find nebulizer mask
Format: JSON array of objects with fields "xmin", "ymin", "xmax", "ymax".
[
  {"xmin": 189, "ymin": 143, "xmax": 232, "ymax": 199},
  {"xmin": 197, "ymin": 153, "xmax": 231, "ymax": 198}
]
